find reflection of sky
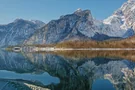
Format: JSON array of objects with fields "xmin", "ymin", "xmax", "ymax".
[
  {"xmin": 92, "ymin": 79, "xmax": 115, "ymax": 90},
  {"xmin": 0, "ymin": 70, "xmax": 60, "ymax": 85}
]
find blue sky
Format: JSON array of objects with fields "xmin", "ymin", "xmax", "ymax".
[{"xmin": 0, "ymin": 0, "xmax": 127, "ymax": 24}]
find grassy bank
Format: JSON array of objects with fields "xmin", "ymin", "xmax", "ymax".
[{"xmin": 55, "ymin": 36, "xmax": 135, "ymax": 48}]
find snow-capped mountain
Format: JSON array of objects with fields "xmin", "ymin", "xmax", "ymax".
[
  {"xmin": 104, "ymin": 0, "xmax": 135, "ymax": 31},
  {"xmin": 0, "ymin": 19, "xmax": 45, "ymax": 47},
  {"xmin": 24, "ymin": 0, "xmax": 135, "ymax": 45},
  {"xmin": 1, "ymin": 0, "xmax": 135, "ymax": 46}
]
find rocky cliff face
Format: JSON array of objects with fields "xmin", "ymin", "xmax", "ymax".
[
  {"xmin": 24, "ymin": 9, "xmax": 126, "ymax": 45},
  {"xmin": 0, "ymin": 19, "xmax": 45, "ymax": 47},
  {"xmin": 104, "ymin": 0, "xmax": 135, "ymax": 36},
  {"xmin": 24, "ymin": 0, "xmax": 135, "ymax": 45}
]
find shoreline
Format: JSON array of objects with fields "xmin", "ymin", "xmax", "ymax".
[
  {"xmin": 24, "ymin": 47, "xmax": 135, "ymax": 52},
  {"xmin": 42, "ymin": 48, "xmax": 135, "ymax": 51},
  {"xmin": 11, "ymin": 46, "xmax": 135, "ymax": 52}
]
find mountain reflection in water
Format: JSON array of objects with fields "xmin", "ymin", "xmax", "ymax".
[{"xmin": 0, "ymin": 50, "xmax": 135, "ymax": 90}]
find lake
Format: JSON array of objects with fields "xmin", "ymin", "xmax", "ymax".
[{"xmin": 0, "ymin": 50, "xmax": 135, "ymax": 90}]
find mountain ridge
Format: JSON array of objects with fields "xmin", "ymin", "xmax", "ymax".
[
  {"xmin": 24, "ymin": 0, "xmax": 135, "ymax": 45},
  {"xmin": 1, "ymin": 0, "xmax": 135, "ymax": 47},
  {"xmin": 0, "ymin": 19, "xmax": 45, "ymax": 47}
]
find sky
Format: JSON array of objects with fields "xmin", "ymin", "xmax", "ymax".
[{"xmin": 0, "ymin": 0, "xmax": 127, "ymax": 24}]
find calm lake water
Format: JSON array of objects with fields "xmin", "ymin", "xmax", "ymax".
[{"xmin": 0, "ymin": 50, "xmax": 135, "ymax": 90}]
